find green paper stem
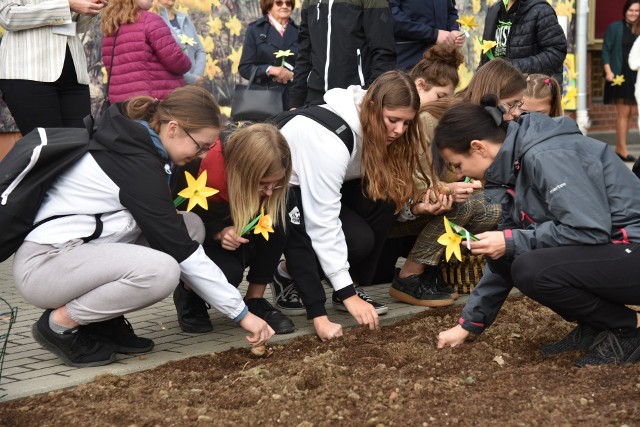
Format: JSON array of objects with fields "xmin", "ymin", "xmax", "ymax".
[
  {"xmin": 486, "ymin": 51, "xmax": 495, "ymax": 61},
  {"xmin": 448, "ymin": 219, "xmax": 479, "ymax": 241},
  {"xmin": 173, "ymin": 196, "xmax": 185, "ymax": 208},
  {"xmin": 241, "ymin": 214, "xmax": 262, "ymax": 236},
  {"xmin": 463, "ymin": 176, "xmax": 471, "ymax": 183}
]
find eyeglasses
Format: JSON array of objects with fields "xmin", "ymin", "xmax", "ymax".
[
  {"xmin": 257, "ymin": 183, "xmax": 284, "ymax": 193},
  {"xmin": 183, "ymin": 127, "xmax": 215, "ymax": 156},
  {"xmin": 274, "ymin": 0, "xmax": 293, "ymax": 7},
  {"xmin": 502, "ymin": 100, "xmax": 524, "ymax": 114}
]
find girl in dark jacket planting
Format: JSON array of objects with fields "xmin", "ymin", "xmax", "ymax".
[
  {"xmin": 435, "ymin": 95, "xmax": 640, "ymax": 368},
  {"xmin": 13, "ymin": 86, "xmax": 273, "ymax": 368},
  {"xmin": 479, "ymin": 0, "xmax": 567, "ymax": 84}
]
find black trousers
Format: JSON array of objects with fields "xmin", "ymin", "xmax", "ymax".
[
  {"xmin": 495, "ymin": 244, "xmax": 640, "ymax": 331},
  {"xmin": 0, "ymin": 47, "xmax": 90, "ymax": 136},
  {"xmin": 293, "ymin": 180, "xmax": 397, "ymax": 286}
]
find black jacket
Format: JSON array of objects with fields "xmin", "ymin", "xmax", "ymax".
[
  {"xmin": 289, "ymin": 0, "xmax": 396, "ymax": 108},
  {"xmin": 238, "ymin": 15, "xmax": 299, "ymax": 88},
  {"xmin": 479, "ymin": 0, "xmax": 567, "ymax": 83}
]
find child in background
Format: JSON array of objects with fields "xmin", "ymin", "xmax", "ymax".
[{"xmin": 521, "ymin": 73, "xmax": 564, "ymax": 117}]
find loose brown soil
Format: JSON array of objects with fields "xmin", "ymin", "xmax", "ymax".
[{"xmin": 1, "ymin": 296, "xmax": 639, "ymax": 426}]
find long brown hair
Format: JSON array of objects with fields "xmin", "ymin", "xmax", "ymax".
[
  {"xmin": 359, "ymin": 71, "xmax": 428, "ymax": 211},
  {"xmin": 101, "ymin": 0, "xmax": 141, "ymax": 35},
  {"xmin": 223, "ymin": 123, "xmax": 291, "ymax": 234},
  {"xmin": 125, "ymin": 86, "xmax": 222, "ymax": 135},
  {"xmin": 458, "ymin": 58, "xmax": 527, "ymax": 103}
]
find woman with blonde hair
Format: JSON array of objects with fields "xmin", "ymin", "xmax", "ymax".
[
  {"xmin": 13, "ymin": 86, "xmax": 273, "ymax": 368},
  {"xmin": 271, "ymin": 70, "xmax": 429, "ymax": 328}
]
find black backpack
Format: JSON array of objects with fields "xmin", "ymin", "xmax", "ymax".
[
  {"xmin": 0, "ymin": 117, "xmax": 104, "ymax": 262},
  {"xmin": 270, "ymin": 106, "xmax": 354, "ymax": 154}
]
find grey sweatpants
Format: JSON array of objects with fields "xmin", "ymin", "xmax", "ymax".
[{"xmin": 12, "ymin": 212, "xmax": 205, "ymax": 325}]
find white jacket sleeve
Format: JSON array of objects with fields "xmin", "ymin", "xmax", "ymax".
[
  {"xmin": 282, "ymin": 117, "xmax": 354, "ymax": 291},
  {"xmin": 179, "ymin": 245, "xmax": 247, "ymax": 321},
  {"xmin": 629, "ymin": 37, "xmax": 640, "ymax": 71}
]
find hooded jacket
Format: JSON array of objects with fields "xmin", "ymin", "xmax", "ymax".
[
  {"xmin": 459, "ymin": 113, "xmax": 640, "ymax": 334},
  {"xmin": 289, "ymin": 0, "xmax": 396, "ymax": 108},
  {"xmin": 102, "ymin": 11, "xmax": 191, "ymax": 103},
  {"xmin": 479, "ymin": 0, "xmax": 567, "ymax": 83},
  {"xmin": 279, "ymin": 86, "xmax": 364, "ymax": 292},
  {"xmin": 25, "ymin": 104, "xmax": 247, "ymax": 322}
]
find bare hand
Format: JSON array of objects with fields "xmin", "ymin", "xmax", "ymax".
[
  {"xmin": 343, "ymin": 294, "xmax": 379, "ymax": 330},
  {"xmin": 436, "ymin": 30, "xmax": 451, "ymax": 45},
  {"xmin": 450, "ymin": 30, "xmax": 465, "ymax": 47},
  {"xmin": 69, "ymin": 0, "xmax": 105, "ymax": 15},
  {"xmin": 239, "ymin": 312, "xmax": 275, "ymax": 347},
  {"xmin": 605, "ymin": 70, "xmax": 615, "ymax": 82},
  {"xmin": 446, "ymin": 181, "xmax": 482, "ymax": 203},
  {"xmin": 216, "ymin": 226, "xmax": 249, "ymax": 251},
  {"xmin": 470, "ymin": 231, "xmax": 506, "ymax": 259},
  {"xmin": 412, "ymin": 190, "xmax": 453, "ymax": 215},
  {"xmin": 437, "ymin": 324, "xmax": 470, "ymax": 348},
  {"xmin": 313, "ymin": 316, "xmax": 343, "ymax": 341}
]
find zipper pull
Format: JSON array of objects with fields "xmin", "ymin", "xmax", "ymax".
[
  {"xmin": 164, "ymin": 164, "xmax": 172, "ymax": 175},
  {"xmin": 317, "ymin": 0, "xmax": 320, "ymax": 21}
]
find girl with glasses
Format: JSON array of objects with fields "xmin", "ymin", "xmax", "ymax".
[
  {"xmin": 238, "ymin": 0, "xmax": 299, "ymax": 111},
  {"xmin": 13, "ymin": 86, "xmax": 273, "ymax": 368},
  {"xmin": 174, "ymin": 123, "xmax": 344, "ymax": 341}
]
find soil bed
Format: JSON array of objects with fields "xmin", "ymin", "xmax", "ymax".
[{"xmin": 1, "ymin": 296, "xmax": 639, "ymax": 426}]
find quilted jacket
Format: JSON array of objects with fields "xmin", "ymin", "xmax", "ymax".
[{"xmin": 102, "ymin": 11, "xmax": 191, "ymax": 103}]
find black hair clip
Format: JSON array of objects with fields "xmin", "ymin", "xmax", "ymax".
[{"xmin": 484, "ymin": 105, "xmax": 504, "ymax": 127}]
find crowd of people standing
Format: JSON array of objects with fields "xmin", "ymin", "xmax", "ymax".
[{"xmin": 2, "ymin": 0, "xmax": 640, "ymax": 371}]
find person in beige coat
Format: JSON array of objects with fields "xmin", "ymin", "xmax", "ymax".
[{"xmin": 0, "ymin": 0, "xmax": 105, "ymax": 135}]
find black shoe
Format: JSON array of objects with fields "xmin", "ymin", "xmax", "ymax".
[
  {"xmin": 271, "ymin": 266, "xmax": 306, "ymax": 316},
  {"xmin": 576, "ymin": 328, "xmax": 640, "ymax": 367},
  {"xmin": 332, "ymin": 287, "xmax": 389, "ymax": 315},
  {"xmin": 245, "ymin": 298, "xmax": 295, "ymax": 334},
  {"xmin": 540, "ymin": 322, "xmax": 601, "ymax": 357},
  {"xmin": 616, "ymin": 152, "xmax": 637, "ymax": 162},
  {"xmin": 433, "ymin": 271, "xmax": 459, "ymax": 300},
  {"xmin": 31, "ymin": 310, "xmax": 117, "ymax": 368},
  {"xmin": 173, "ymin": 282, "xmax": 213, "ymax": 333},
  {"xmin": 84, "ymin": 316, "xmax": 154, "ymax": 354},
  {"xmin": 389, "ymin": 269, "xmax": 455, "ymax": 308}
]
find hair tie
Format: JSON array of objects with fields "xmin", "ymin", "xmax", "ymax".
[
  {"xmin": 544, "ymin": 78, "xmax": 551, "ymax": 85},
  {"xmin": 151, "ymin": 98, "xmax": 161, "ymax": 113},
  {"xmin": 484, "ymin": 105, "xmax": 504, "ymax": 127}
]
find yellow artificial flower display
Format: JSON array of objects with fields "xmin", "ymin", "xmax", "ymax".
[
  {"xmin": 177, "ymin": 170, "xmax": 219, "ymax": 212},
  {"xmin": 225, "ymin": 15, "xmax": 242, "ymax": 37},
  {"xmin": 254, "ymin": 207, "xmax": 274, "ymax": 241},
  {"xmin": 437, "ymin": 216, "xmax": 462, "ymax": 262},
  {"xmin": 228, "ymin": 46, "xmax": 243, "ymax": 74},
  {"xmin": 612, "ymin": 74, "xmax": 626, "ymax": 86}
]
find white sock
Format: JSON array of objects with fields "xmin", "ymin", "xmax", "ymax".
[{"xmin": 277, "ymin": 262, "xmax": 292, "ymax": 279}]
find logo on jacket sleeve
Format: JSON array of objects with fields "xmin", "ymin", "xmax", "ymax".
[{"xmin": 288, "ymin": 206, "xmax": 301, "ymax": 225}]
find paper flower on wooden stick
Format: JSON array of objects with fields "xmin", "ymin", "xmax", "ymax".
[
  {"xmin": 456, "ymin": 15, "xmax": 477, "ymax": 37},
  {"xmin": 274, "ymin": 49, "xmax": 294, "ymax": 67},
  {"xmin": 174, "ymin": 171, "xmax": 219, "ymax": 212},
  {"xmin": 438, "ymin": 216, "xmax": 463, "ymax": 262},
  {"xmin": 479, "ymin": 39, "xmax": 497, "ymax": 60},
  {"xmin": 612, "ymin": 75, "xmax": 625, "ymax": 86}
]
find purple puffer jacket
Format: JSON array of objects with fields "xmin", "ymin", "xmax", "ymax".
[{"xmin": 102, "ymin": 11, "xmax": 191, "ymax": 103}]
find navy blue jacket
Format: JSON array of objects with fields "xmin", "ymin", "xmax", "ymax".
[{"xmin": 390, "ymin": 0, "xmax": 459, "ymax": 70}]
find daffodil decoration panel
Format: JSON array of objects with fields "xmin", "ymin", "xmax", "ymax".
[{"xmin": 0, "ymin": 0, "xmax": 576, "ymax": 131}]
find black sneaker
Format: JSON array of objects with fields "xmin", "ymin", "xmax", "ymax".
[
  {"xmin": 332, "ymin": 287, "xmax": 388, "ymax": 315},
  {"xmin": 173, "ymin": 282, "xmax": 213, "ymax": 333},
  {"xmin": 245, "ymin": 298, "xmax": 295, "ymax": 334},
  {"xmin": 428, "ymin": 268, "xmax": 459, "ymax": 300},
  {"xmin": 84, "ymin": 316, "xmax": 154, "ymax": 354},
  {"xmin": 271, "ymin": 267, "xmax": 306, "ymax": 316},
  {"xmin": 31, "ymin": 310, "xmax": 117, "ymax": 368},
  {"xmin": 540, "ymin": 322, "xmax": 601, "ymax": 357},
  {"xmin": 389, "ymin": 269, "xmax": 455, "ymax": 308},
  {"xmin": 576, "ymin": 328, "xmax": 640, "ymax": 367}
]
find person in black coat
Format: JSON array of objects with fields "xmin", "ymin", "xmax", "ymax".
[
  {"xmin": 238, "ymin": 0, "xmax": 298, "ymax": 111},
  {"xmin": 479, "ymin": 0, "xmax": 567, "ymax": 84}
]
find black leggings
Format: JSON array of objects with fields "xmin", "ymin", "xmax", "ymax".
[
  {"xmin": 0, "ymin": 47, "xmax": 90, "ymax": 136},
  {"xmin": 499, "ymin": 244, "xmax": 640, "ymax": 331}
]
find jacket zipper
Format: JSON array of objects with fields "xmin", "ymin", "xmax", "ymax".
[
  {"xmin": 324, "ymin": 0, "xmax": 333, "ymax": 92},
  {"xmin": 357, "ymin": 49, "xmax": 364, "ymax": 86},
  {"xmin": 1, "ymin": 128, "xmax": 47, "ymax": 206}
]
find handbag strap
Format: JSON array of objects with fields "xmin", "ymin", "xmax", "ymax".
[
  {"xmin": 104, "ymin": 27, "xmax": 120, "ymax": 98},
  {"xmin": 247, "ymin": 66, "xmax": 259, "ymax": 90}
]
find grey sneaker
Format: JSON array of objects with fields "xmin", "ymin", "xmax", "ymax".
[
  {"xmin": 270, "ymin": 267, "xmax": 306, "ymax": 316},
  {"xmin": 332, "ymin": 287, "xmax": 388, "ymax": 315},
  {"xmin": 576, "ymin": 328, "xmax": 640, "ymax": 367},
  {"xmin": 540, "ymin": 322, "xmax": 601, "ymax": 357}
]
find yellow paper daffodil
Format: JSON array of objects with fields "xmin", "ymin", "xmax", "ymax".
[
  {"xmin": 177, "ymin": 170, "xmax": 219, "ymax": 212},
  {"xmin": 254, "ymin": 207, "xmax": 274, "ymax": 240},
  {"xmin": 612, "ymin": 74, "xmax": 626, "ymax": 86},
  {"xmin": 225, "ymin": 15, "xmax": 242, "ymax": 37},
  {"xmin": 456, "ymin": 15, "xmax": 478, "ymax": 31},
  {"xmin": 480, "ymin": 39, "xmax": 497, "ymax": 54},
  {"xmin": 274, "ymin": 49, "xmax": 294, "ymax": 59},
  {"xmin": 178, "ymin": 34, "xmax": 196, "ymax": 46},
  {"xmin": 208, "ymin": 15, "xmax": 223, "ymax": 36},
  {"xmin": 437, "ymin": 216, "xmax": 462, "ymax": 262}
]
